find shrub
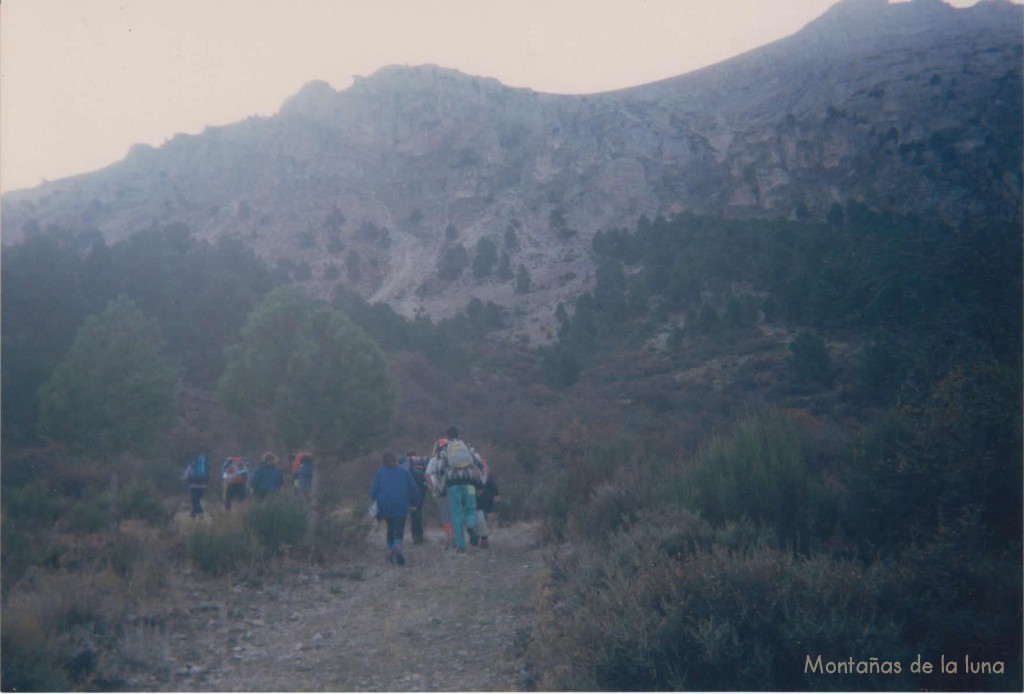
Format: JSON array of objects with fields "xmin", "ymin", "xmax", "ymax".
[
  {"xmin": 528, "ymin": 504, "xmax": 1023, "ymax": 691},
  {"xmin": 118, "ymin": 479, "xmax": 169, "ymax": 526},
  {"xmin": 2, "ymin": 481, "xmax": 61, "ymax": 528},
  {"xmin": 569, "ymin": 482, "xmax": 643, "ymax": 542},
  {"xmin": 788, "ymin": 330, "xmax": 834, "ymax": 387},
  {"xmin": 63, "ymin": 488, "xmax": 111, "ymax": 534},
  {"xmin": 1, "ymin": 568, "xmax": 130, "ymax": 690},
  {"xmin": 438, "ymin": 244, "xmax": 468, "ymax": 281},
  {"xmin": 678, "ymin": 410, "xmax": 838, "ymax": 547},
  {"xmin": 187, "ymin": 517, "xmax": 260, "ymax": 576},
  {"xmin": 245, "ymin": 493, "xmax": 307, "ymax": 552},
  {"xmin": 314, "ymin": 505, "xmax": 372, "ymax": 561},
  {"xmin": 1, "ymin": 605, "xmax": 70, "ymax": 692}
]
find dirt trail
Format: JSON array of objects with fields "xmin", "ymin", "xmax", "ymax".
[{"xmin": 144, "ymin": 521, "xmax": 545, "ymax": 692}]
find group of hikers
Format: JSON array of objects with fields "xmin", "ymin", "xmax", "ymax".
[
  {"xmin": 370, "ymin": 425, "xmax": 500, "ymax": 566},
  {"xmin": 181, "ymin": 425, "xmax": 500, "ymax": 567},
  {"xmin": 182, "ymin": 450, "xmax": 315, "ymax": 518}
]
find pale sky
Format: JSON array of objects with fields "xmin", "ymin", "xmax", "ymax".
[{"xmin": 0, "ymin": 0, "xmax": 995, "ymax": 193}]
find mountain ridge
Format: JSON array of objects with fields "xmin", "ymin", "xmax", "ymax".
[{"xmin": 3, "ymin": 0, "xmax": 1020, "ymax": 340}]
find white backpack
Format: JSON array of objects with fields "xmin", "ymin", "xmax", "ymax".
[{"xmin": 446, "ymin": 440, "xmax": 474, "ymax": 469}]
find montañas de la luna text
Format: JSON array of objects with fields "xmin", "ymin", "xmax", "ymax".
[{"xmin": 804, "ymin": 655, "xmax": 1006, "ymax": 676}]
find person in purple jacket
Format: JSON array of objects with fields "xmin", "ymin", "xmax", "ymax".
[{"xmin": 370, "ymin": 451, "xmax": 421, "ymax": 566}]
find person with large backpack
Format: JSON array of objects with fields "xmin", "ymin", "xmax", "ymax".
[
  {"xmin": 222, "ymin": 456, "xmax": 250, "ymax": 511},
  {"xmin": 401, "ymin": 449, "xmax": 429, "ymax": 544},
  {"xmin": 250, "ymin": 452, "xmax": 284, "ymax": 500},
  {"xmin": 437, "ymin": 425, "xmax": 483, "ymax": 554},
  {"xmin": 370, "ymin": 451, "xmax": 421, "ymax": 566},
  {"xmin": 425, "ymin": 440, "xmax": 455, "ymax": 548},
  {"xmin": 182, "ymin": 454, "xmax": 209, "ymax": 518}
]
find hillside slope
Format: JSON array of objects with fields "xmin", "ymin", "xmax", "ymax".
[{"xmin": 2, "ymin": 0, "xmax": 1020, "ymax": 340}]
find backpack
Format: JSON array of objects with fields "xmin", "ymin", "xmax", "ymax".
[
  {"xmin": 189, "ymin": 455, "xmax": 209, "ymax": 483},
  {"xmin": 446, "ymin": 440, "xmax": 474, "ymax": 470},
  {"xmin": 443, "ymin": 440, "xmax": 482, "ymax": 485},
  {"xmin": 292, "ymin": 451, "xmax": 314, "ymax": 478},
  {"xmin": 224, "ymin": 457, "xmax": 249, "ymax": 486}
]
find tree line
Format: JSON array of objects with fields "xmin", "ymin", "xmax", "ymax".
[{"xmin": 544, "ymin": 205, "xmax": 1022, "ymax": 395}]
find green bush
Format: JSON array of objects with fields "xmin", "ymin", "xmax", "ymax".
[
  {"xmin": 187, "ymin": 520, "xmax": 259, "ymax": 576},
  {"xmin": 788, "ymin": 329, "xmax": 834, "ymax": 387},
  {"xmin": 2, "ymin": 481, "xmax": 61, "ymax": 527},
  {"xmin": 244, "ymin": 493, "xmax": 307, "ymax": 552},
  {"xmin": 525, "ymin": 513, "xmax": 1022, "ymax": 691},
  {"xmin": 679, "ymin": 411, "xmax": 838, "ymax": 547},
  {"xmin": 118, "ymin": 479, "xmax": 169, "ymax": 526},
  {"xmin": 63, "ymin": 489, "xmax": 110, "ymax": 534}
]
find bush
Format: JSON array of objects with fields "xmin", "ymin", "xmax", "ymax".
[
  {"xmin": 118, "ymin": 479, "xmax": 169, "ymax": 526},
  {"xmin": 187, "ymin": 517, "xmax": 260, "ymax": 576},
  {"xmin": 678, "ymin": 410, "xmax": 838, "ymax": 547},
  {"xmin": 1, "ymin": 605, "xmax": 70, "ymax": 692},
  {"xmin": 788, "ymin": 330, "xmax": 834, "ymax": 387},
  {"xmin": 245, "ymin": 493, "xmax": 307, "ymax": 552},
  {"xmin": 2, "ymin": 481, "xmax": 61, "ymax": 528},
  {"xmin": 525, "ymin": 513, "xmax": 1022, "ymax": 691},
  {"xmin": 1, "ymin": 568, "xmax": 130, "ymax": 690},
  {"xmin": 63, "ymin": 488, "xmax": 110, "ymax": 534},
  {"xmin": 314, "ymin": 505, "xmax": 372, "ymax": 561}
]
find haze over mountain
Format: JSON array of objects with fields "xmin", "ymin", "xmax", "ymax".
[{"xmin": 3, "ymin": 0, "xmax": 1020, "ymax": 339}]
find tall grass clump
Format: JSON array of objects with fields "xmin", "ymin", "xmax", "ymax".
[
  {"xmin": 678, "ymin": 410, "xmax": 837, "ymax": 547},
  {"xmin": 244, "ymin": 493, "xmax": 308, "ymax": 552},
  {"xmin": 186, "ymin": 514, "xmax": 259, "ymax": 576}
]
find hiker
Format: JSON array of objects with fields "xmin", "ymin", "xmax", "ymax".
[
  {"xmin": 291, "ymin": 451, "xmax": 315, "ymax": 499},
  {"xmin": 182, "ymin": 454, "xmax": 209, "ymax": 518},
  {"xmin": 250, "ymin": 452, "xmax": 284, "ymax": 500},
  {"xmin": 370, "ymin": 451, "xmax": 421, "ymax": 566},
  {"xmin": 474, "ymin": 462, "xmax": 500, "ymax": 549},
  {"xmin": 401, "ymin": 449, "xmax": 429, "ymax": 544},
  {"xmin": 222, "ymin": 456, "xmax": 250, "ymax": 511},
  {"xmin": 426, "ymin": 439, "xmax": 455, "ymax": 548},
  {"xmin": 436, "ymin": 426, "xmax": 483, "ymax": 554}
]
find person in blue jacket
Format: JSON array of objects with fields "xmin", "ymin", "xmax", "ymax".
[{"xmin": 370, "ymin": 451, "xmax": 421, "ymax": 566}]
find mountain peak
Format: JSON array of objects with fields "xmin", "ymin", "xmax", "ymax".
[
  {"xmin": 352, "ymin": 63, "xmax": 509, "ymax": 96},
  {"xmin": 280, "ymin": 79, "xmax": 339, "ymax": 117}
]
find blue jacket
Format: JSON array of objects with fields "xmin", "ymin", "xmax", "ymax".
[{"xmin": 370, "ymin": 466, "xmax": 421, "ymax": 519}]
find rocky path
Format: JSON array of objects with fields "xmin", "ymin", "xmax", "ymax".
[{"xmin": 145, "ymin": 521, "xmax": 544, "ymax": 692}]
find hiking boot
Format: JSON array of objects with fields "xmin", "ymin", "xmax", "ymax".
[
  {"xmin": 396, "ymin": 551, "xmax": 406, "ymax": 566},
  {"xmin": 468, "ymin": 529, "xmax": 479, "ymax": 546},
  {"xmin": 479, "ymin": 537, "xmax": 489, "ymax": 549}
]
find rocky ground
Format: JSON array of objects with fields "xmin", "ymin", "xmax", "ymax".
[{"xmin": 128, "ymin": 520, "xmax": 545, "ymax": 692}]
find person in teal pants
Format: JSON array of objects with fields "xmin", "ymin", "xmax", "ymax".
[{"xmin": 438, "ymin": 426, "xmax": 483, "ymax": 554}]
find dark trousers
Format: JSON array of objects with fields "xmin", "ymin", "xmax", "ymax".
[
  {"xmin": 225, "ymin": 484, "xmax": 246, "ymax": 511},
  {"xmin": 190, "ymin": 487, "xmax": 205, "ymax": 517},
  {"xmin": 385, "ymin": 516, "xmax": 407, "ymax": 550},
  {"xmin": 409, "ymin": 504, "xmax": 424, "ymax": 542}
]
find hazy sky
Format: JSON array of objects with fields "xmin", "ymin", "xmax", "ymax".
[{"xmin": 0, "ymin": 0, "xmax": 994, "ymax": 193}]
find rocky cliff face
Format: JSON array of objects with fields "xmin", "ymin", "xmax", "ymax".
[{"xmin": 3, "ymin": 0, "xmax": 1020, "ymax": 340}]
